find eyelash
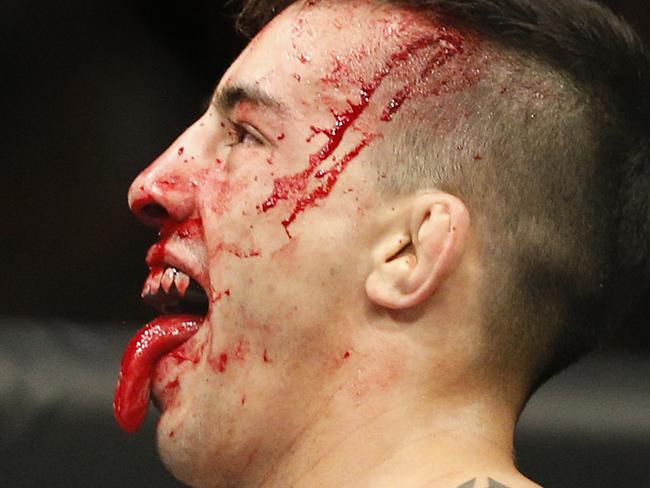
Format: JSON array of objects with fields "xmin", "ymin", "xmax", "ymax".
[{"xmin": 228, "ymin": 122, "xmax": 262, "ymax": 147}]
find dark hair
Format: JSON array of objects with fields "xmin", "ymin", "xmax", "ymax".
[{"xmin": 236, "ymin": 0, "xmax": 650, "ymax": 395}]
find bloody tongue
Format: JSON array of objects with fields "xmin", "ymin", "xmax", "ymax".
[{"xmin": 114, "ymin": 315, "xmax": 202, "ymax": 433}]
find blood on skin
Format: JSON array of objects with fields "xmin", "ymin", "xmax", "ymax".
[
  {"xmin": 381, "ymin": 85, "xmax": 412, "ymax": 121},
  {"xmin": 382, "ymin": 36, "xmax": 466, "ymax": 121},
  {"xmin": 146, "ymin": 218, "xmax": 204, "ymax": 269},
  {"xmin": 214, "ymin": 242, "xmax": 261, "ymax": 259},
  {"xmin": 213, "ymin": 289, "xmax": 232, "ymax": 302},
  {"xmin": 209, "ymin": 353, "xmax": 229, "ymax": 373},
  {"xmin": 234, "ymin": 336, "xmax": 250, "ymax": 360},
  {"xmin": 160, "ymin": 218, "xmax": 203, "ymax": 241},
  {"xmin": 208, "ymin": 335, "xmax": 250, "ymax": 375},
  {"xmin": 169, "ymin": 341, "xmax": 205, "ymax": 364},
  {"xmin": 260, "ymin": 30, "xmax": 467, "ymax": 235}
]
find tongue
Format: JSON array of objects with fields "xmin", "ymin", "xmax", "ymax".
[{"xmin": 114, "ymin": 315, "xmax": 202, "ymax": 433}]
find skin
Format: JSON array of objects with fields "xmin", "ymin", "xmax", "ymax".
[{"xmin": 128, "ymin": 1, "xmax": 541, "ymax": 487}]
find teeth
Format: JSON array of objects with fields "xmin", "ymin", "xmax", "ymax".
[
  {"xmin": 150, "ymin": 268, "xmax": 164, "ymax": 295},
  {"xmin": 141, "ymin": 280, "xmax": 151, "ymax": 298},
  {"xmin": 161, "ymin": 268, "xmax": 176, "ymax": 294},
  {"xmin": 143, "ymin": 267, "xmax": 192, "ymax": 297},
  {"xmin": 174, "ymin": 271, "xmax": 190, "ymax": 297}
]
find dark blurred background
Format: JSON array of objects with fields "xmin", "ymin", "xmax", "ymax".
[
  {"xmin": 1, "ymin": 0, "xmax": 247, "ymax": 325},
  {"xmin": 0, "ymin": 1, "xmax": 648, "ymax": 487}
]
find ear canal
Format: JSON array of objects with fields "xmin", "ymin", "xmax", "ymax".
[
  {"xmin": 386, "ymin": 238, "xmax": 414, "ymax": 264},
  {"xmin": 367, "ymin": 194, "xmax": 467, "ymax": 311},
  {"xmin": 366, "ymin": 230, "xmax": 416, "ymax": 309}
]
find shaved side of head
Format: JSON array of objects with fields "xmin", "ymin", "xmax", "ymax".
[{"xmin": 237, "ymin": 0, "xmax": 650, "ymax": 398}]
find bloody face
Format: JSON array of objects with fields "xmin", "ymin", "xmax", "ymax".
[{"xmin": 116, "ymin": 1, "xmax": 480, "ymax": 486}]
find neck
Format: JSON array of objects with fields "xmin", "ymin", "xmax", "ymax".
[{"xmin": 256, "ymin": 351, "xmax": 533, "ymax": 488}]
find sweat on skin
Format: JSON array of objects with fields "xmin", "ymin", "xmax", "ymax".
[{"xmin": 116, "ymin": 1, "xmax": 541, "ymax": 487}]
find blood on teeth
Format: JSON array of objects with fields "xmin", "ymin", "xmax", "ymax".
[
  {"xmin": 150, "ymin": 268, "xmax": 164, "ymax": 295},
  {"xmin": 175, "ymin": 272, "xmax": 190, "ymax": 297},
  {"xmin": 143, "ymin": 267, "xmax": 192, "ymax": 298},
  {"xmin": 161, "ymin": 268, "xmax": 176, "ymax": 294}
]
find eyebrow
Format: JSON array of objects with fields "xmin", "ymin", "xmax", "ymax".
[{"xmin": 211, "ymin": 83, "xmax": 286, "ymax": 116}]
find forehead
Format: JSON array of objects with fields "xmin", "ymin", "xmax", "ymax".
[{"xmin": 220, "ymin": 1, "xmax": 447, "ymax": 105}]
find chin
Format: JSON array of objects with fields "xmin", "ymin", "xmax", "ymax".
[
  {"xmin": 157, "ymin": 421, "xmax": 218, "ymax": 487},
  {"xmin": 156, "ymin": 404, "xmax": 207, "ymax": 486},
  {"xmin": 156, "ymin": 406, "xmax": 249, "ymax": 488}
]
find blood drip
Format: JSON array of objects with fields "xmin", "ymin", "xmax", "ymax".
[
  {"xmin": 381, "ymin": 85, "xmax": 413, "ymax": 121},
  {"xmin": 114, "ymin": 316, "xmax": 202, "ymax": 433},
  {"xmin": 147, "ymin": 219, "xmax": 204, "ymax": 268},
  {"xmin": 260, "ymin": 31, "xmax": 464, "ymax": 234},
  {"xmin": 382, "ymin": 36, "xmax": 464, "ymax": 120}
]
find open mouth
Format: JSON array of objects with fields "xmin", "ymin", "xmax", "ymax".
[
  {"xmin": 142, "ymin": 266, "xmax": 209, "ymax": 317},
  {"xmin": 114, "ymin": 261, "xmax": 209, "ymax": 434}
]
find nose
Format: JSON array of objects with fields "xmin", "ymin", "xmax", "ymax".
[{"xmin": 128, "ymin": 125, "xmax": 200, "ymax": 229}]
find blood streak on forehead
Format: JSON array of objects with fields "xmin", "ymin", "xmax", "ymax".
[{"xmin": 259, "ymin": 15, "xmax": 483, "ymax": 236}]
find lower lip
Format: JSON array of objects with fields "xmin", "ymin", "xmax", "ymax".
[{"xmin": 113, "ymin": 315, "xmax": 203, "ymax": 433}]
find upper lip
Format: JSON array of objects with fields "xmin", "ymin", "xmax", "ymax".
[
  {"xmin": 146, "ymin": 244, "xmax": 209, "ymax": 293},
  {"xmin": 141, "ymin": 218, "xmax": 212, "ymax": 318},
  {"xmin": 142, "ymin": 245, "xmax": 210, "ymax": 316}
]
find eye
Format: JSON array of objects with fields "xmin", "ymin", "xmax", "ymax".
[{"xmin": 228, "ymin": 122, "xmax": 264, "ymax": 148}]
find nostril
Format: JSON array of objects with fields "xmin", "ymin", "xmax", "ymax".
[
  {"xmin": 141, "ymin": 204, "xmax": 169, "ymax": 221},
  {"xmin": 132, "ymin": 201, "xmax": 170, "ymax": 228}
]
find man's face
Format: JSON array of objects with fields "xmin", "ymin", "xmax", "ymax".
[{"xmin": 127, "ymin": 1, "xmax": 475, "ymax": 485}]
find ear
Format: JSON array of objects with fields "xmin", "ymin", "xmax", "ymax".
[{"xmin": 365, "ymin": 192, "xmax": 470, "ymax": 310}]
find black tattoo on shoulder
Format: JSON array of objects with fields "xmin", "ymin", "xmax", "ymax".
[
  {"xmin": 455, "ymin": 478, "xmax": 511, "ymax": 488},
  {"xmin": 456, "ymin": 479, "xmax": 477, "ymax": 488},
  {"xmin": 488, "ymin": 479, "xmax": 510, "ymax": 488}
]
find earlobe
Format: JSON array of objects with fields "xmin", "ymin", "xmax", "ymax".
[{"xmin": 366, "ymin": 193, "xmax": 469, "ymax": 310}]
